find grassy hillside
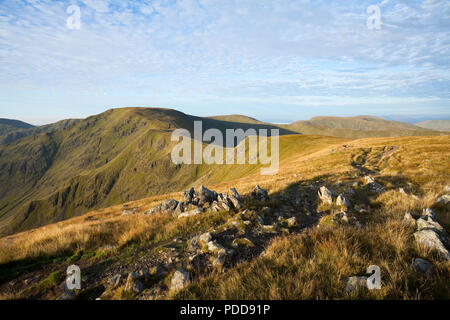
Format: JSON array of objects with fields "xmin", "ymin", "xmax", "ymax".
[
  {"xmin": 0, "ymin": 134, "xmax": 448, "ymax": 300},
  {"xmin": 0, "ymin": 108, "xmax": 296, "ymax": 236},
  {"xmin": 0, "ymin": 119, "xmax": 34, "ymax": 137},
  {"xmin": 282, "ymin": 116, "xmax": 441, "ymax": 139},
  {"xmin": 416, "ymin": 120, "xmax": 450, "ymax": 132}
]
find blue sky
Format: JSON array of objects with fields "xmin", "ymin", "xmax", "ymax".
[{"xmin": 0, "ymin": 0, "xmax": 449, "ymax": 125}]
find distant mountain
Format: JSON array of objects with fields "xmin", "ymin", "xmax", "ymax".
[
  {"xmin": 280, "ymin": 115, "xmax": 441, "ymax": 139},
  {"xmin": 415, "ymin": 120, "xmax": 450, "ymax": 132},
  {"xmin": 0, "ymin": 118, "xmax": 34, "ymax": 135},
  {"xmin": 0, "ymin": 119, "xmax": 80, "ymax": 145}
]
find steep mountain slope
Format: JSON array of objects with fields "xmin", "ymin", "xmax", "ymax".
[
  {"xmin": 416, "ymin": 120, "xmax": 450, "ymax": 132},
  {"xmin": 0, "ymin": 108, "xmax": 295, "ymax": 236}
]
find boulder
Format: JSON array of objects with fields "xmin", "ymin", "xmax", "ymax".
[
  {"xmin": 182, "ymin": 187, "xmax": 194, "ymax": 203},
  {"xmin": 207, "ymin": 240, "xmax": 224, "ymax": 252},
  {"xmin": 228, "ymin": 188, "xmax": 242, "ymax": 209},
  {"xmin": 144, "ymin": 199, "xmax": 178, "ymax": 215},
  {"xmin": 436, "ymin": 194, "xmax": 450, "ymax": 205},
  {"xmin": 286, "ymin": 217, "xmax": 298, "ymax": 227},
  {"xmin": 414, "ymin": 230, "xmax": 450, "ymax": 261},
  {"xmin": 198, "ymin": 232, "xmax": 212, "ymax": 244},
  {"xmin": 170, "ymin": 269, "xmax": 190, "ymax": 291},
  {"xmin": 107, "ymin": 274, "xmax": 122, "ymax": 288},
  {"xmin": 124, "ymin": 272, "xmax": 144, "ymax": 294},
  {"xmin": 412, "ymin": 258, "xmax": 435, "ymax": 279},
  {"xmin": 252, "ymin": 185, "xmax": 268, "ymax": 201},
  {"xmin": 318, "ymin": 186, "xmax": 334, "ymax": 204},
  {"xmin": 212, "ymin": 249, "xmax": 227, "ymax": 268},
  {"xmin": 178, "ymin": 207, "xmax": 203, "ymax": 218},
  {"xmin": 336, "ymin": 194, "xmax": 350, "ymax": 207},
  {"xmin": 197, "ymin": 185, "xmax": 215, "ymax": 204}
]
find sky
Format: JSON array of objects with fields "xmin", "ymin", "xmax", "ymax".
[{"xmin": 0, "ymin": 0, "xmax": 449, "ymax": 125}]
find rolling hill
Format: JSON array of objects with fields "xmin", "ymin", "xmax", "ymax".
[{"xmin": 416, "ymin": 120, "xmax": 450, "ymax": 132}]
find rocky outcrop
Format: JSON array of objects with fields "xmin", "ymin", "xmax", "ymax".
[
  {"xmin": 252, "ymin": 185, "xmax": 268, "ymax": 201},
  {"xmin": 144, "ymin": 199, "xmax": 179, "ymax": 215},
  {"xmin": 363, "ymin": 176, "xmax": 384, "ymax": 193},
  {"xmin": 124, "ymin": 271, "xmax": 144, "ymax": 294}
]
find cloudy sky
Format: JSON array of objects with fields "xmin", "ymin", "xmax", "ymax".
[{"xmin": 0, "ymin": 0, "xmax": 449, "ymax": 124}]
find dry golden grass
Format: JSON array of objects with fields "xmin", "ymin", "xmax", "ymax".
[{"xmin": 0, "ymin": 135, "xmax": 448, "ymax": 300}]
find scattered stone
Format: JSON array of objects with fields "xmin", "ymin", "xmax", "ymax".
[
  {"xmin": 286, "ymin": 217, "xmax": 298, "ymax": 227},
  {"xmin": 346, "ymin": 276, "xmax": 367, "ymax": 293},
  {"xmin": 125, "ymin": 272, "xmax": 144, "ymax": 294},
  {"xmin": 170, "ymin": 269, "xmax": 190, "ymax": 291},
  {"xmin": 399, "ymin": 188, "xmax": 408, "ymax": 195},
  {"xmin": 336, "ymin": 194, "xmax": 350, "ymax": 207},
  {"xmin": 318, "ymin": 186, "xmax": 334, "ymax": 204},
  {"xmin": 412, "ymin": 258, "xmax": 435, "ymax": 279},
  {"xmin": 182, "ymin": 187, "xmax": 195, "ymax": 203},
  {"xmin": 444, "ymin": 185, "xmax": 450, "ymax": 193},
  {"xmin": 178, "ymin": 207, "xmax": 203, "ymax": 218},
  {"xmin": 364, "ymin": 176, "xmax": 384, "ymax": 193},
  {"xmin": 207, "ymin": 240, "xmax": 224, "ymax": 252},
  {"xmin": 252, "ymin": 185, "xmax": 268, "ymax": 201},
  {"xmin": 198, "ymin": 232, "xmax": 212, "ymax": 244},
  {"xmin": 107, "ymin": 274, "xmax": 122, "ymax": 288},
  {"xmin": 228, "ymin": 188, "xmax": 242, "ymax": 209},
  {"xmin": 436, "ymin": 194, "xmax": 450, "ymax": 205}
]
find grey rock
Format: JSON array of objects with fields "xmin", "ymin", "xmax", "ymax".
[
  {"xmin": 178, "ymin": 207, "xmax": 203, "ymax": 218},
  {"xmin": 318, "ymin": 186, "xmax": 334, "ymax": 204},
  {"xmin": 286, "ymin": 217, "xmax": 298, "ymax": 227},
  {"xmin": 414, "ymin": 230, "xmax": 450, "ymax": 261},
  {"xmin": 252, "ymin": 185, "xmax": 268, "ymax": 201},
  {"xmin": 198, "ymin": 232, "xmax": 212, "ymax": 244},
  {"xmin": 336, "ymin": 194, "xmax": 350, "ymax": 207},
  {"xmin": 412, "ymin": 258, "xmax": 435, "ymax": 279},
  {"xmin": 170, "ymin": 269, "xmax": 190, "ymax": 291},
  {"xmin": 107, "ymin": 274, "xmax": 122, "ymax": 288},
  {"xmin": 125, "ymin": 272, "xmax": 144, "ymax": 294},
  {"xmin": 436, "ymin": 194, "xmax": 450, "ymax": 205},
  {"xmin": 207, "ymin": 240, "xmax": 224, "ymax": 252},
  {"xmin": 182, "ymin": 187, "xmax": 195, "ymax": 203}
]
